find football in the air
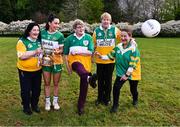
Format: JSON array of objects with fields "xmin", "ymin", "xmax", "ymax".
[{"xmin": 141, "ymin": 19, "xmax": 161, "ymax": 37}]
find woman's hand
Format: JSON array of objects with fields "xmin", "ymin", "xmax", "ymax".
[
  {"xmin": 35, "ymin": 48, "xmax": 42, "ymax": 55},
  {"xmin": 19, "ymin": 48, "xmax": 42, "ymax": 60},
  {"xmin": 54, "ymin": 46, "xmax": 63, "ymax": 55},
  {"xmin": 120, "ymin": 74, "xmax": 128, "ymax": 81},
  {"xmin": 54, "ymin": 48, "xmax": 60, "ymax": 55},
  {"xmin": 67, "ymin": 67, "xmax": 72, "ymax": 75},
  {"xmin": 64, "ymin": 55, "xmax": 72, "ymax": 75},
  {"xmin": 94, "ymin": 51, "xmax": 102, "ymax": 58}
]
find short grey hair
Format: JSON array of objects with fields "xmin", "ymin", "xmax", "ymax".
[{"xmin": 73, "ymin": 19, "xmax": 85, "ymax": 29}]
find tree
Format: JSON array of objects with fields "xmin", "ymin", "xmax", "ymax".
[
  {"xmin": 119, "ymin": 0, "xmax": 143, "ymax": 23},
  {"xmin": 175, "ymin": 7, "xmax": 180, "ymax": 20},
  {"xmin": 15, "ymin": 0, "xmax": 31, "ymax": 20},
  {"xmin": 104, "ymin": 0, "xmax": 122, "ymax": 23},
  {"xmin": 61, "ymin": 0, "xmax": 80, "ymax": 22},
  {"xmin": 117, "ymin": 0, "xmax": 169, "ymax": 23},
  {"xmin": 0, "ymin": 0, "xmax": 14, "ymax": 23},
  {"xmin": 160, "ymin": 0, "xmax": 180, "ymax": 21},
  {"xmin": 150, "ymin": 0, "xmax": 164, "ymax": 21},
  {"xmin": 160, "ymin": 0, "xmax": 175, "ymax": 21},
  {"xmin": 0, "ymin": 0, "xmax": 179, "ymax": 23},
  {"xmin": 79, "ymin": 0, "xmax": 104, "ymax": 23},
  {"xmin": 29, "ymin": 0, "xmax": 65, "ymax": 23},
  {"xmin": 174, "ymin": 0, "xmax": 180, "ymax": 20}
]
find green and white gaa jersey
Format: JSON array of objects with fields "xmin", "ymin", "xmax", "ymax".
[
  {"xmin": 41, "ymin": 29, "xmax": 64, "ymax": 64},
  {"xmin": 64, "ymin": 33, "xmax": 94, "ymax": 72},
  {"xmin": 41, "ymin": 29, "xmax": 64, "ymax": 50},
  {"xmin": 107, "ymin": 42, "xmax": 141, "ymax": 80}
]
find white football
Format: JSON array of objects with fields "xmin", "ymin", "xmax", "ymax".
[{"xmin": 141, "ymin": 19, "xmax": 161, "ymax": 37}]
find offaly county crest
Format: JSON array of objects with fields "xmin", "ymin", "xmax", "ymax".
[
  {"xmin": 53, "ymin": 37, "xmax": 57, "ymax": 40},
  {"xmin": 117, "ymin": 50, "xmax": 121, "ymax": 54},
  {"xmin": 83, "ymin": 40, "xmax": 89, "ymax": 46},
  {"xmin": 98, "ymin": 32, "xmax": 102, "ymax": 37},
  {"xmin": 28, "ymin": 43, "xmax": 33, "ymax": 48},
  {"xmin": 109, "ymin": 32, "xmax": 113, "ymax": 37}
]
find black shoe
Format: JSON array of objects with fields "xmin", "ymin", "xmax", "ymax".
[
  {"xmin": 132, "ymin": 100, "xmax": 138, "ymax": 107},
  {"xmin": 32, "ymin": 106, "xmax": 41, "ymax": 113},
  {"xmin": 23, "ymin": 109, "xmax": 32, "ymax": 115},
  {"xmin": 89, "ymin": 73, "xmax": 97, "ymax": 88},
  {"xmin": 78, "ymin": 108, "xmax": 84, "ymax": 116},
  {"xmin": 104, "ymin": 101, "xmax": 111, "ymax": 106},
  {"xmin": 110, "ymin": 105, "xmax": 118, "ymax": 113},
  {"xmin": 95, "ymin": 99, "xmax": 103, "ymax": 106}
]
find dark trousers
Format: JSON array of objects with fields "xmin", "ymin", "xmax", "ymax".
[
  {"xmin": 18, "ymin": 69, "xmax": 42, "ymax": 110},
  {"xmin": 96, "ymin": 63, "xmax": 115, "ymax": 103},
  {"xmin": 113, "ymin": 76, "xmax": 138, "ymax": 106},
  {"xmin": 72, "ymin": 62, "xmax": 90, "ymax": 111}
]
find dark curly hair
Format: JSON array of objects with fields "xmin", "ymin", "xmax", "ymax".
[{"xmin": 23, "ymin": 22, "xmax": 41, "ymax": 41}]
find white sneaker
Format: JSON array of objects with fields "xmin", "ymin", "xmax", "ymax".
[
  {"xmin": 53, "ymin": 101, "xmax": 60, "ymax": 110},
  {"xmin": 45, "ymin": 101, "xmax": 51, "ymax": 111}
]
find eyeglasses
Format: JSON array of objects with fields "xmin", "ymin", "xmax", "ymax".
[{"xmin": 76, "ymin": 26, "xmax": 84, "ymax": 29}]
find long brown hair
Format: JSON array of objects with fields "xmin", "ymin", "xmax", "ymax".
[{"xmin": 45, "ymin": 14, "xmax": 59, "ymax": 30}]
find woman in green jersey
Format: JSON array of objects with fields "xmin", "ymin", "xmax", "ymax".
[
  {"xmin": 96, "ymin": 28, "xmax": 141, "ymax": 113},
  {"xmin": 16, "ymin": 22, "xmax": 42, "ymax": 115},
  {"xmin": 64, "ymin": 19, "xmax": 97, "ymax": 115},
  {"xmin": 41, "ymin": 14, "xmax": 64, "ymax": 111}
]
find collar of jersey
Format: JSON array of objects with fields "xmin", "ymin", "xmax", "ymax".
[
  {"xmin": 27, "ymin": 36, "xmax": 36, "ymax": 42},
  {"xmin": 74, "ymin": 33, "xmax": 85, "ymax": 40},
  {"xmin": 47, "ymin": 30, "xmax": 57, "ymax": 34},
  {"xmin": 100, "ymin": 25, "xmax": 112, "ymax": 30},
  {"xmin": 117, "ymin": 42, "xmax": 135, "ymax": 55}
]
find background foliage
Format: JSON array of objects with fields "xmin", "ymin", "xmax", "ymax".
[{"xmin": 0, "ymin": 0, "xmax": 180, "ymax": 24}]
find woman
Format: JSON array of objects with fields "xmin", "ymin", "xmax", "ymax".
[
  {"xmin": 16, "ymin": 22, "xmax": 42, "ymax": 115},
  {"xmin": 41, "ymin": 14, "xmax": 64, "ymax": 111},
  {"xmin": 93, "ymin": 12, "xmax": 121, "ymax": 106},
  {"xmin": 64, "ymin": 19, "xmax": 97, "ymax": 115},
  {"xmin": 96, "ymin": 28, "xmax": 141, "ymax": 113}
]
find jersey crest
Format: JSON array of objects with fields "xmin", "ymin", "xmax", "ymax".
[
  {"xmin": 83, "ymin": 40, "xmax": 89, "ymax": 46},
  {"xmin": 98, "ymin": 32, "xmax": 102, "ymax": 37},
  {"xmin": 28, "ymin": 43, "xmax": 33, "ymax": 48}
]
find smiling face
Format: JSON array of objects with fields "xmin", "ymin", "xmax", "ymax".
[
  {"xmin": 75, "ymin": 24, "xmax": 85, "ymax": 37},
  {"xmin": 29, "ymin": 26, "xmax": 40, "ymax": 39},
  {"xmin": 101, "ymin": 13, "xmax": 112, "ymax": 29},
  {"xmin": 48, "ymin": 18, "xmax": 60, "ymax": 32},
  {"xmin": 121, "ymin": 31, "xmax": 131, "ymax": 45},
  {"xmin": 101, "ymin": 16, "xmax": 111, "ymax": 29}
]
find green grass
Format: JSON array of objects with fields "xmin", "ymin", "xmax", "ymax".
[{"xmin": 0, "ymin": 37, "xmax": 179, "ymax": 126}]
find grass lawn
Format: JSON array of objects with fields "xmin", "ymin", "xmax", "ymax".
[{"xmin": 0, "ymin": 37, "xmax": 179, "ymax": 126}]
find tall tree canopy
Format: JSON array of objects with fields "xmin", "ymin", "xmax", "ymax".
[{"xmin": 0, "ymin": 0, "xmax": 179, "ymax": 23}]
